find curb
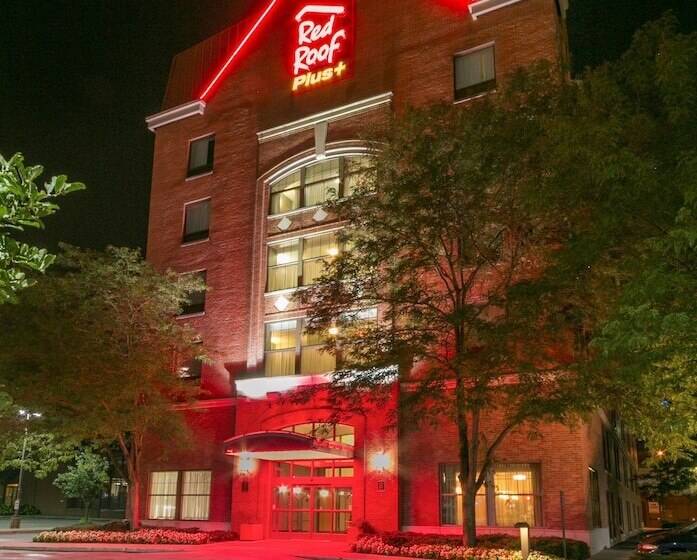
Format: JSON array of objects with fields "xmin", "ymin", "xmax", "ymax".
[
  {"xmin": 0, "ymin": 529, "xmax": 42, "ymax": 535},
  {"xmin": 0, "ymin": 544, "xmax": 193, "ymax": 554}
]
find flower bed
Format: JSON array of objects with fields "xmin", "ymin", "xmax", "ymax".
[
  {"xmin": 353, "ymin": 535, "xmax": 567, "ymax": 560},
  {"xmin": 34, "ymin": 528, "xmax": 237, "ymax": 545},
  {"xmin": 353, "ymin": 532, "xmax": 589, "ymax": 560}
]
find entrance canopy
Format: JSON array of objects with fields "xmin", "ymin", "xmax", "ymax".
[{"xmin": 224, "ymin": 431, "xmax": 354, "ymax": 461}]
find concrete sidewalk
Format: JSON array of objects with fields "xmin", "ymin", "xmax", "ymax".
[{"xmin": 0, "ymin": 516, "xmax": 109, "ymax": 533}]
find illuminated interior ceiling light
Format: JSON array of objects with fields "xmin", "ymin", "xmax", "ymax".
[
  {"xmin": 293, "ymin": 486, "xmax": 303, "ymax": 495},
  {"xmin": 200, "ymin": 0, "xmax": 281, "ymax": 100},
  {"xmin": 328, "ymin": 326, "xmax": 339, "ymax": 336},
  {"xmin": 455, "ymin": 485, "xmax": 463, "ymax": 495},
  {"xmin": 274, "ymin": 295, "xmax": 290, "ymax": 311},
  {"xmin": 319, "ymin": 489, "xmax": 330, "ymax": 498},
  {"xmin": 327, "ymin": 247, "xmax": 339, "ymax": 257},
  {"xmin": 278, "ymin": 485, "xmax": 289, "ymax": 494},
  {"xmin": 512, "ymin": 473, "xmax": 527, "ymax": 481}
]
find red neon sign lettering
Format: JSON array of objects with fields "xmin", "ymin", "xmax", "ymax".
[{"xmin": 291, "ymin": 3, "xmax": 352, "ymax": 92}]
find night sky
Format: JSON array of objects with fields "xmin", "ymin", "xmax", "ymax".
[{"xmin": 2, "ymin": 0, "xmax": 696, "ymax": 253}]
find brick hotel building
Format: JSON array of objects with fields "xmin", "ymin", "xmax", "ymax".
[{"xmin": 143, "ymin": 0, "xmax": 641, "ymax": 552}]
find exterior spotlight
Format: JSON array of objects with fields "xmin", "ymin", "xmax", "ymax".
[
  {"xmin": 238, "ymin": 452, "xmax": 255, "ymax": 475},
  {"xmin": 370, "ymin": 450, "xmax": 391, "ymax": 472},
  {"xmin": 515, "ymin": 522, "xmax": 530, "ymax": 560}
]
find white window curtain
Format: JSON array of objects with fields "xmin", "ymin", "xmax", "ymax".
[
  {"xmin": 149, "ymin": 471, "xmax": 178, "ymax": 520},
  {"xmin": 184, "ymin": 200, "xmax": 210, "ymax": 237},
  {"xmin": 181, "ymin": 471, "xmax": 212, "ymax": 521},
  {"xmin": 455, "ymin": 46, "xmax": 495, "ymax": 92}
]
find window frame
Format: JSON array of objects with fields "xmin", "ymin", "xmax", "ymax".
[
  {"xmin": 268, "ymin": 156, "xmax": 374, "ymax": 217},
  {"xmin": 438, "ymin": 462, "xmax": 542, "ymax": 528},
  {"xmin": 266, "ymin": 230, "xmax": 343, "ymax": 293},
  {"xmin": 147, "ymin": 469, "xmax": 212, "ymax": 521},
  {"xmin": 264, "ymin": 318, "xmax": 336, "ymax": 378},
  {"xmin": 182, "ymin": 198, "xmax": 211, "ymax": 245},
  {"xmin": 453, "ymin": 42, "xmax": 497, "ymax": 103},
  {"xmin": 186, "ymin": 135, "xmax": 215, "ymax": 178}
]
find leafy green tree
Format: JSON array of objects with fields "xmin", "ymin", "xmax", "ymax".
[
  {"xmin": 0, "ymin": 433, "xmax": 75, "ymax": 480},
  {"xmin": 531, "ymin": 15, "xmax": 697, "ymax": 456},
  {"xmin": 54, "ymin": 449, "xmax": 110, "ymax": 522},
  {"xmin": 639, "ymin": 449, "xmax": 697, "ymax": 501},
  {"xmin": 0, "ymin": 245, "xmax": 205, "ymax": 527},
  {"xmin": 299, "ymin": 63, "xmax": 596, "ymax": 545},
  {"xmin": 0, "ymin": 153, "xmax": 84, "ymax": 303}
]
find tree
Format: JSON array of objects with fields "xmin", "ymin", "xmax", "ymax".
[
  {"xmin": 0, "ymin": 153, "xmax": 84, "ymax": 303},
  {"xmin": 0, "ymin": 245, "xmax": 205, "ymax": 527},
  {"xmin": 639, "ymin": 449, "xmax": 697, "ymax": 501},
  {"xmin": 0, "ymin": 432, "xmax": 75, "ymax": 480},
  {"xmin": 54, "ymin": 449, "xmax": 110, "ymax": 522},
  {"xmin": 533, "ymin": 16, "xmax": 697, "ymax": 456},
  {"xmin": 299, "ymin": 63, "xmax": 595, "ymax": 545}
]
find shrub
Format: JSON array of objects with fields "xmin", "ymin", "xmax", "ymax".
[
  {"xmin": 34, "ymin": 528, "xmax": 238, "ymax": 545},
  {"xmin": 0, "ymin": 503, "xmax": 13, "ymax": 515},
  {"xmin": 353, "ymin": 535, "xmax": 564, "ymax": 560},
  {"xmin": 19, "ymin": 504, "xmax": 41, "ymax": 515}
]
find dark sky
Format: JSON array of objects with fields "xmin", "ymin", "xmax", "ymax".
[{"xmin": 2, "ymin": 0, "xmax": 696, "ymax": 253}]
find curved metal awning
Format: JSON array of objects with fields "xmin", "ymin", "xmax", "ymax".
[{"xmin": 224, "ymin": 430, "xmax": 354, "ymax": 461}]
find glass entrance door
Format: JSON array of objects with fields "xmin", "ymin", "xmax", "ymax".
[{"xmin": 273, "ymin": 485, "xmax": 352, "ymax": 535}]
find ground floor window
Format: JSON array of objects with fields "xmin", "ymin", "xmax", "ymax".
[
  {"xmin": 3, "ymin": 483, "xmax": 18, "ymax": 507},
  {"xmin": 148, "ymin": 470, "xmax": 211, "ymax": 521},
  {"xmin": 440, "ymin": 463, "xmax": 541, "ymax": 527},
  {"xmin": 589, "ymin": 468, "xmax": 602, "ymax": 528}
]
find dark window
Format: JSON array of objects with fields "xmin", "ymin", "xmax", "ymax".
[
  {"xmin": 589, "ymin": 468, "xmax": 602, "ymax": 528},
  {"xmin": 180, "ymin": 271, "xmax": 206, "ymax": 316},
  {"xmin": 183, "ymin": 199, "xmax": 210, "ymax": 243},
  {"xmin": 187, "ymin": 135, "xmax": 215, "ymax": 177},
  {"xmin": 454, "ymin": 45, "xmax": 496, "ymax": 101}
]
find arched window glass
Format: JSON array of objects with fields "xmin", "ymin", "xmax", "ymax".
[{"xmin": 282, "ymin": 423, "xmax": 355, "ymax": 447}]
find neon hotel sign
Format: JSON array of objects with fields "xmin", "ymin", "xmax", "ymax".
[{"xmin": 291, "ymin": 3, "xmax": 353, "ymax": 92}]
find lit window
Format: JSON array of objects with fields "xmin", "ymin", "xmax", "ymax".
[
  {"xmin": 265, "ymin": 320, "xmax": 299, "ymax": 377},
  {"xmin": 439, "ymin": 464, "xmax": 487, "ymax": 526},
  {"xmin": 180, "ymin": 271, "xmax": 206, "ymax": 316},
  {"xmin": 264, "ymin": 321, "xmax": 336, "ymax": 377},
  {"xmin": 148, "ymin": 471, "xmax": 178, "ymax": 520},
  {"xmin": 267, "ymin": 233, "xmax": 340, "ymax": 292},
  {"xmin": 187, "ymin": 135, "xmax": 215, "ymax": 177},
  {"xmin": 454, "ymin": 45, "xmax": 496, "ymax": 101},
  {"xmin": 181, "ymin": 471, "xmax": 211, "ymax": 521},
  {"xmin": 268, "ymin": 156, "xmax": 374, "ymax": 216},
  {"xmin": 493, "ymin": 464, "xmax": 540, "ymax": 527},
  {"xmin": 183, "ymin": 199, "xmax": 210, "ymax": 243}
]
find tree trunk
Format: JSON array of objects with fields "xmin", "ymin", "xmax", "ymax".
[
  {"xmin": 83, "ymin": 499, "xmax": 90, "ymax": 522},
  {"xmin": 455, "ymin": 372, "xmax": 476, "ymax": 546},
  {"xmin": 128, "ymin": 476, "xmax": 141, "ymax": 529}
]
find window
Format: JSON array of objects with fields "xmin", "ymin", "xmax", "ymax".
[
  {"xmin": 148, "ymin": 470, "xmax": 211, "ymax": 521},
  {"xmin": 264, "ymin": 320, "xmax": 336, "ymax": 377},
  {"xmin": 267, "ymin": 233, "xmax": 341, "ymax": 292},
  {"xmin": 148, "ymin": 471, "xmax": 178, "ymax": 520},
  {"xmin": 269, "ymin": 156, "xmax": 374, "ymax": 216},
  {"xmin": 180, "ymin": 271, "xmax": 206, "ymax": 316},
  {"xmin": 454, "ymin": 45, "xmax": 496, "ymax": 101},
  {"xmin": 493, "ymin": 464, "xmax": 541, "ymax": 527},
  {"xmin": 589, "ymin": 468, "xmax": 602, "ymax": 528},
  {"xmin": 181, "ymin": 471, "xmax": 211, "ymax": 520},
  {"xmin": 439, "ymin": 464, "xmax": 487, "ymax": 526},
  {"xmin": 187, "ymin": 135, "xmax": 215, "ymax": 177},
  {"xmin": 183, "ymin": 199, "xmax": 210, "ymax": 243},
  {"xmin": 101, "ymin": 478, "xmax": 127, "ymax": 510},
  {"xmin": 282, "ymin": 423, "xmax": 355, "ymax": 446}
]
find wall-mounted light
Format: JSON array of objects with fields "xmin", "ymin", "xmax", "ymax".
[
  {"xmin": 238, "ymin": 452, "xmax": 256, "ymax": 475},
  {"xmin": 370, "ymin": 450, "xmax": 391, "ymax": 473}
]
